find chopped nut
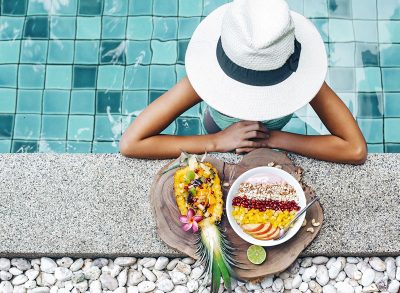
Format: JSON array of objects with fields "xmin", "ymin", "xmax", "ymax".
[
  {"xmin": 302, "ymin": 218, "xmax": 307, "ymax": 227},
  {"xmin": 223, "ymin": 182, "xmax": 230, "ymax": 187},
  {"xmin": 312, "ymin": 219, "xmax": 320, "ymax": 227},
  {"xmin": 267, "ymin": 162, "xmax": 275, "ymax": 167},
  {"xmin": 307, "ymin": 227, "xmax": 315, "ymax": 233},
  {"xmin": 275, "ymin": 165, "xmax": 282, "ymax": 169}
]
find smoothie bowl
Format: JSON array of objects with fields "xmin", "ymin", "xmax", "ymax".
[{"xmin": 226, "ymin": 166, "xmax": 306, "ymax": 246}]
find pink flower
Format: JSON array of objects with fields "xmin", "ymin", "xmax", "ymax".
[{"xmin": 179, "ymin": 208, "xmax": 203, "ymax": 233}]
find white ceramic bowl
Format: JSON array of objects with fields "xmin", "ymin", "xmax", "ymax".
[{"xmin": 226, "ymin": 166, "xmax": 306, "ymax": 247}]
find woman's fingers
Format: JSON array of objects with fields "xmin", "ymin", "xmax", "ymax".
[
  {"xmin": 243, "ymin": 130, "xmax": 269, "ymax": 140},
  {"xmin": 243, "ymin": 121, "xmax": 269, "ymax": 133},
  {"xmin": 235, "ymin": 148, "xmax": 258, "ymax": 154},
  {"xmin": 238, "ymin": 139, "xmax": 267, "ymax": 148}
]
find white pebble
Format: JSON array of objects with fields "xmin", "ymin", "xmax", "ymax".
[
  {"xmin": 396, "ymin": 267, "xmax": 400, "ymax": 281},
  {"xmin": 344, "ymin": 264, "xmax": 357, "ymax": 279},
  {"xmin": 11, "ymin": 259, "xmax": 31, "ymax": 272},
  {"xmin": 39, "ymin": 273, "xmax": 56, "ymax": 287},
  {"xmin": 40, "ymin": 258, "xmax": 57, "ymax": 274},
  {"xmin": 246, "ymin": 281, "xmax": 261, "ymax": 291},
  {"xmin": 187, "ymin": 280, "xmax": 198, "ymax": 292},
  {"xmin": 362, "ymin": 284, "xmax": 378, "ymax": 293},
  {"xmin": 284, "ymin": 278, "xmax": 293, "ymax": 290},
  {"xmin": 100, "ymin": 273, "xmax": 118, "ymax": 291},
  {"xmin": 169, "ymin": 271, "xmax": 187, "ymax": 285},
  {"xmin": 114, "ymin": 288, "xmax": 126, "ymax": 293},
  {"xmin": 309, "ymin": 280, "xmax": 322, "ymax": 293},
  {"xmin": 329, "ymin": 260, "xmax": 342, "ymax": 279},
  {"xmin": 334, "ymin": 282, "xmax": 354, "ymax": 293},
  {"xmin": 385, "ymin": 257, "xmax": 396, "ymax": 280},
  {"xmin": 322, "ymin": 284, "xmax": 336, "ymax": 293},
  {"xmin": 127, "ymin": 270, "xmax": 144, "ymax": 286},
  {"xmin": 301, "ymin": 258, "xmax": 313, "ymax": 268},
  {"xmin": 137, "ymin": 281, "xmax": 155, "ymax": 293},
  {"xmin": 64, "ymin": 281, "xmax": 73, "ymax": 291},
  {"xmin": 346, "ymin": 258, "xmax": 358, "ymax": 264},
  {"xmin": 71, "ymin": 271, "xmax": 85, "ymax": 284},
  {"xmin": 0, "ymin": 281, "xmax": 13, "ymax": 293},
  {"xmin": 92, "ymin": 259, "xmax": 108, "ymax": 268},
  {"xmin": 12, "ymin": 275, "xmax": 28, "ymax": 286},
  {"xmin": 156, "ymin": 279, "xmax": 174, "ymax": 292},
  {"xmin": 356, "ymin": 262, "xmax": 369, "ymax": 273},
  {"xmin": 117, "ymin": 269, "xmax": 128, "ymax": 287},
  {"xmin": 154, "ymin": 258, "xmax": 169, "ymax": 271},
  {"xmin": 56, "ymin": 258, "xmax": 73, "ymax": 269},
  {"xmin": 335, "ymin": 272, "xmax": 346, "ymax": 282},
  {"xmin": 354, "ymin": 286, "xmax": 362, "ymax": 293},
  {"xmin": 74, "ymin": 280, "xmax": 88, "ymax": 292},
  {"xmin": 31, "ymin": 287, "xmax": 51, "ymax": 293},
  {"xmin": 139, "ymin": 259, "xmax": 156, "ymax": 269},
  {"xmin": 69, "ymin": 259, "xmax": 84, "ymax": 272},
  {"xmin": 292, "ymin": 289, "xmax": 302, "ymax": 293},
  {"xmin": 141, "ymin": 269, "xmax": 156, "ymax": 283},
  {"xmin": 49, "ymin": 286, "xmax": 58, "ymax": 293},
  {"xmin": 299, "ymin": 282, "xmax": 308, "ymax": 292},
  {"xmin": 9, "ymin": 268, "xmax": 23, "ymax": 276},
  {"xmin": 13, "ymin": 285, "xmax": 26, "ymax": 293},
  {"xmin": 54, "ymin": 268, "xmax": 72, "ymax": 282},
  {"xmin": 25, "ymin": 269, "xmax": 39, "ymax": 281},
  {"xmin": 190, "ymin": 266, "xmax": 204, "ymax": 280},
  {"xmin": 172, "ymin": 285, "xmax": 189, "ymax": 293},
  {"xmin": 181, "ymin": 258, "xmax": 195, "ymax": 265},
  {"xmin": 292, "ymin": 275, "xmax": 302, "ymax": 289},
  {"xmin": 167, "ymin": 259, "xmax": 179, "ymax": 271},
  {"xmin": 303, "ymin": 265, "xmax": 317, "ymax": 282},
  {"xmin": 89, "ymin": 280, "xmax": 101, "ymax": 293},
  {"xmin": 313, "ymin": 257, "xmax": 329, "ymax": 265},
  {"xmin": 326, "ymin": 259, "xmax": 337, "ymax": 270},
  {"xmin": 361, "ymin": 268, "xmax": 375, "ymax": 287},
  {"xmin": 174, "ymin": 262, "xmax": 191, "ymax": 276},
  {"xmin": 369, "ymin": 257, "xmax": 385, "ymax": 272},
  {"xmin": 127, "ymin": 287, "xmax": 138, "ymax": 293},
  {"xmin": 388, "ymin": 280, "xmax": 400, "ymax": 293},
  {"xmin": 83, "ymin": 266, "xmax": 101, "ymax": 281},
  {"xmin": 316, "ymin": 265, "xmax": 329, "ymax": 286},
  {"xmin": 272, "ymin": 278, "xmax": 283, "ymax": 292},
  {"xmin": 0, "ymin": 259, "xmax": 11, "ymax": 271},
  {"xmin": 261, "ymin": 276, "xmax": 273, "ymax": 289},
  {"xmin": 353, "ymin": 271, "xmax": 362, "ymax": 281},
  {"xmin": 279, "ymin": 271, "xmax": 290, "ymax": 280},
  {"xmin": 1, "ymin": 271, "xmax": 13, "ymax": 281},
  {"xmin": 24, "ymin": 280, "xmax": 36, "ymax": 289},
  {"xmin": 114, "ymin": 258, "xmax": 137, "ymax": 267}
]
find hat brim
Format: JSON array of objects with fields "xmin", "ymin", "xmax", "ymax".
[{"xmin": 185, "ymin": 3, "xmax": 328, "ymax": 121}]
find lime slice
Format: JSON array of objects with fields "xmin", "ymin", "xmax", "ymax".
[{"xmin": 247, "ymin": 245, "xmax": 267, "ymax": 265}]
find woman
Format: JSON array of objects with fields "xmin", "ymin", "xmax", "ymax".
[{"xmin": 120, "ymin": 0, "xmax": 367, "ymax": 164}]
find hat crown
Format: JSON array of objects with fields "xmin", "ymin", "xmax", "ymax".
[{"xmin": 221, "ymin": 0, "xmax": 295, "ymax": 71}]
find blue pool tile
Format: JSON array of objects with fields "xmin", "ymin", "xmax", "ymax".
[
  {"xmin": 24, "ymin": 17, "xmax": 49, "ymax": 39},
  {"xmin": 304, "ymin": 0, "xmax": 328, "ymax": 17},
  {"xmin": 153, "ymin": 17, "xmax": 178, "ymax": 40},
  {"xmin": 100, "ymin": 41, "xmax": 126, "ymax": 64},
  {"xmin": 161, "ymin": 122, "xmax": 176, "ymax": 135},
  {"xmin": 127, "ymin": 16, "xmax": 153, "ymax": 40},
  {"xmin": 176, "ymin": 117, "xmax": 201, "ymax": 136},
  {"xmin": 18, "ymin": 65, "xmax": 45, "ymax": 89},
  {"xmin": 43, "ymin": 90, "xmax": 70, "ymax": 114},
  {"xmin": 377, "ymin": 0, "xmax": 400, "ymax": 19},
  {"xmin": 310, "ymin": 19, "xmax": 329, "ymax": 42},
  {"xmin": 0, "ymin": 141, "xmax": 11, "ymax": 153},
  {"xmin": 122, "ymin": 91, "xmax": 148, "ymax": 115},
  {"xmin": 96, "ymin": 91, "xmax": 122, "ymax": 114},
  {"xmin": 203, "ymin": 0, "xmax": 229, "ymax": 16},
  {"xmin": 353, "ymin": 21, "xmax": 378, "ymax": 42},
  {"xmin": 73, "ymin": 66, "xmax": 97, "ymax": 89},
  {"xmin": 355, "ymin": 43, "xmax": 379, "ymax": 67},
  {"xmin": 150, "ymin": 65, "xmax": 177, "ymax": 90},
  {"xmin": 179, "ymin": 0, "xmax": 203, "ymax": 16},
  {"xmin": 357, "ymin": 118, "xmax": 383, "ymax": 143},
  {"xmin": 97, "ymin": 66, "xmax": 124, "ymax": 90},
  {"xmin": 70, "ymin": 90, "xmax": 95, "ymax": 114},
  {"xmin": 0, "ymin": 65, "xmax": 17, "ymax": 87},
  {"xmin": 151, "ymin": 40, "xmax": 177, "ymax": 64},
  {"xmin": 352, "ymin": 0, "xmax": 376, "ymax": 19},
  {"xmin": 282, "ymin": 117, "xmax": 307, "ymax": 135},
  {"xmin": 95, "ymin": 115, "xmax": 122, "ymax": 140},
  {"xmin": 305, "ymin": 119, "xmax": 330, "ymax": 135},
  {"xmin": 0, "ymin": 89, "xmax": 16, "ymax": 113},
  {"xmin": 12, "ymin": 141, "xmax": 38, "ymax": 153},
  {"xmin": 329, "ymin": 43, "xmax": 355, "ymax": 67},
  {"xmin": 149, "ymin": 90, "xmax": 166, "ymax": 103},
  {"xmin": 357, "ymin": 93, "xmax": 383, "ymax": 118},
  {"xmin": 13, "ymin": 114, "xmax": 41, "ymax": 140},
  {"xmin": 382, "ymin": 68, "xmax": 400, "ymax": 91},
  {"xmin": 337, "ymin": 92, "xmax": 356, "ymax": 114},
  {"xmin": 329, "ymin": 68, "xmax": 355, "ymax": 92},
  {"xmin": 27, "ymin": 1, "xmax": 49, "ymax": 15},
  {"xmin": 0, "ymin": 17, "xmax": 24, "ymax": 40},
  {"xmin": 178, "ymin": 40, "xmax": 189, "ymax": 63},
  {"xmin": 41, "ymin": 115, "xmax": 68, "ymax": 140},
  {"xmin": 176, "ymin": 64, "xmax": 186, "ymax": 81},
  {"xmin": 92, "ymin": 141, "xmax": 119, "ymax": 153},
  {"xmin": 79, "ymin": 0, "xmax": 103, "ymax": 15},
  {"xmin": 51, "ymin": 0, "xmax": 78, "ymax": 15},
  {"xmin": 66, "ymin": 141, "xmax": 92, "ymax": 153},
  {"xmin": 367, "ymin": 144, "xmax": 384, "ymax": 153},
  {"xmin": 286, "ymin": 0, "xmax": 304, "ymax": 14},
  {"xmin": 50, "ymin": 17, "xmax": 76, "ymax": 39},
  {"xmin": 183, "ymin": 104, "xmax": 201, "ymax": 117},
  {"xmin": 17, "ymin": 90, "xmax": 42, "ymax": 113},
  {"xmin": 378, "ymin": 21, "xmax": 400, "ymax": 43},
  {"xmin": 76, "ymin": 17, "xmax": 101, "ymax": 39},
  {"xmin": 68, "ymin": 115, "xmax": 94, "ymax": 141},
  {"xmin": 0, "ymin": 41, "xmax": 20, "ymax": 63},
  {"xmin": 45, "ymin": 65, "xmax": 72, "ymax": 89},
  {"xmin": 104, "ymin": 0, "xmax": 128, "ymax": 15},
  {"xmin": 74, "ymin": 41, "xmax": 100, "ymax": 64},
  {"xmin": 329, "ymin": 19, "xmax": 354, "ymax": 42},
  {"xmin": 20, "ymin": 40, "xmax": 48, "ymax": 63},
  {"xmin": 48, "ymin": 40, "xmax": 74, "ymax": 64},
  {"xmin": 380, "ymin": 44, "xmax": 400, "ymax": 67},
  {"xmin": 0, "ymin": 115, "xmax": 14, "ymax": 138},
  {"xmin": 355, "ymin": 67, "xmax": 382, "ymax": 92},
  {"xmin": 2, "ymin": 0, "xmax": 27, "ymax": 15},
  {"xmin": 384, "ymin": 93, "xmax": 400, "ymax": 117},
  {"xmin": 124, "ymin": 66, "xmax": 149, "ymax": 90},
  {"xmin": 128, "ymin": 0, "xmax": 152, "ymax": 15},
  {"xmin": 125, "ymin": 41, "xmax": 152, "ymax": 65},
  {"xmin": 153, "ymin": 0, "xmax": 178, "ymax": 16},
  {"xmin": 178, "ymin": 17, "xmax": 201, "ymax": 39},
  {"xmin": 102, "ymin": 17, "xmax": 127, "ymax": 39},
  {"xmin": 384, "ymin": 118, "xmax": 400, "ymax": 142},
  {"xmin": 385, "ymin": 144, "xmax": 400, "ymax": 153},
  {"xmin": 328, "ymin": 0, "xmax": 352, "ymax": 18},
  {"xmin": 38, "ymin": 141, "xmax": 66, "ymax": 153}
]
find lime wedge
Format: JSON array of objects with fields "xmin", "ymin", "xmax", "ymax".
[{"xmin": 247, "ymin": 245, "xmax": 267, "ymax": 265}]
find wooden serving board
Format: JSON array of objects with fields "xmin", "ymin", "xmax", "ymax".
[{"xmin": 150, "ymin": 149, "xmax": 324, "ymax": 280}]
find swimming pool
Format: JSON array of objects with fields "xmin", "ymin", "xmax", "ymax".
[{"xmin": 0, "ymin": 0, "xmax": 399, "ymax": 153}]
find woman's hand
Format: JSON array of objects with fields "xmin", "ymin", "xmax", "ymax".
[{"xmin": 214, "ymin": 121, "xmax": 269, "ymax": 154}]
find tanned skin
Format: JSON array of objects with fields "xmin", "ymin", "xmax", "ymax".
[{"xmin": 120, "ymin": 77, "xmax": 367, "ymax": 164}]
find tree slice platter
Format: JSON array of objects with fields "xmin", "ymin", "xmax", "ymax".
[{"xmin": 150, "ymin": 149, "xmax": 324, "ymax": 280}]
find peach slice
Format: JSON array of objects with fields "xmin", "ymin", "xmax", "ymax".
[
  {"xmin": 250, "ymin": 222, "xmax": 273, "ymax": 236},
  {"xmin": 251, "ymin": 226, "xmax": 278, "ymax": 240},
  {"xmin": 241, "ymin": 223, "xmax": 264, "ymax": 233}
]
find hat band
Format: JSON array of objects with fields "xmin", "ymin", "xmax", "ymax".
[{"xmin": 216, "ymin": 38, "xmax": 302, "ymax": 86}]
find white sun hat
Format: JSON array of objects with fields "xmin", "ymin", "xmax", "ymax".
[{"xmin": 185, "ymin": 0, "xmax": 328, "ymax": 121}]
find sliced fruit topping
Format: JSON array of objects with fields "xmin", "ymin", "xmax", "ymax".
[
  {"xmin": 241, "ymin": 223, "xmax": 264, "ymax": 233},
  {"xmin": 241, "ymin": 223, "xmax": 282, "ymax": 241}
]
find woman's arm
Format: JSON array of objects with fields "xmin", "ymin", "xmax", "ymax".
[
  {"xmin": 120, "ymin": 77, "xmax": 269, "ymax": 159},
  {"xmin": 266, "ymin": 82, "xmax": 367, "ymax": 164}
]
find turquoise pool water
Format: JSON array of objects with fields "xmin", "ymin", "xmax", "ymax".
[{"xmin": 0, "ymin": 0, "xmax": 399, "ymax": 153}]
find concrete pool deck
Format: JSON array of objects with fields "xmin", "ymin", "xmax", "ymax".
[{"xmin": 0, "ymin": 153, "xmax": 399, "ymax": 257}]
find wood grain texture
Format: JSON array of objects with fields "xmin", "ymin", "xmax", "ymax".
[{"xmin": 150, "ymin": 149, "xmax": 324, "ymax": 280}]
